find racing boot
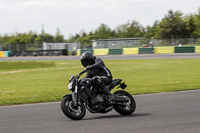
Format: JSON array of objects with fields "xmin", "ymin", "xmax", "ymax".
[
  {"xmin": 102, "ymin": 87, "xmax": 115, "ymax": 103},
  {"xmin": 94, "ymin": 77, "xmax": 115, "ymax": 103}
]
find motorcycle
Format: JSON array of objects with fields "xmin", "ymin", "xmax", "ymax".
[{"xmin": 61, "ymin": 69, "xmax": 136, "ymax": 120}]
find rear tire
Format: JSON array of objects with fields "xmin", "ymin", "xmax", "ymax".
[
  {"xmin": 113, "ymin": 90, "xmax": 136, "ymax": 115},
  {"xmin": 61, "ymin": 96, "xmax": 86, "ymax": 120}
]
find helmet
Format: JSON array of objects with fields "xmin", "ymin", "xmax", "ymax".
[{"xmin": 80, "ymin": 52, "xmax": 94, "ymax": 67}]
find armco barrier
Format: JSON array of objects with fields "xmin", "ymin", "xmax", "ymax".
[
  {"xmin": 109, "ymin": 48, "xmax": 123, "ymax": 55},
  {"xmin": 94, "ymin": 49, "xmax": 109, "ymax": 55},
  {"xmin": 154, "ymin": 47, "xmax": 174, "ymax": 54},
  {"xmin": 139, "ymin": 48, "xmax": 154, "ymax": 54},
  {"xmin": 195, "ymin": 46, "xmax": 200, "ymax": 53},
  {"xmin": 123, "ymin": 48, "xmax": 138, "ymax": 55},
  {"xmin": 175, "ymin": 46, "xmax": 195, "ymax": 53}
]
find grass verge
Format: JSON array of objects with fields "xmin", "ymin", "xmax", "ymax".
[{"xmin": 0, "ymin": 59, "xmax": 200, "ymax": 105}]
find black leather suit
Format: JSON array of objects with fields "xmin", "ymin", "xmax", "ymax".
[{"xmin": 85, "ymin": 56, "xmax": 113, "ymax": 86}]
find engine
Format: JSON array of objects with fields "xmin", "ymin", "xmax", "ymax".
[
  {"xmin": 95, "ymin": 94, "xmax": 104, "ymax": 103},
  {"xmin": 78, "ymin": 78, "xmax": 93, "ymax": 101}
]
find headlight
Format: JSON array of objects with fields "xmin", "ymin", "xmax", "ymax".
[{"xmin": 68, "ymin": 82, "xmax": 73, "ymax": 91}]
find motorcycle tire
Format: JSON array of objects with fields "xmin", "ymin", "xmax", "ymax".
[
  {"xmin": 113, "ymin": 90, "xmax": 136, "ymax": 115},
  {"xmin": 61, "ymin": 95, "xmax": 86, "ymax": 120}
]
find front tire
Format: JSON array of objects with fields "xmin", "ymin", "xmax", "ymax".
[
  {"xmin": 113, "ymin": 90, "xmax": 136, "ymax": 115},
  {"xmin": 61, "ymin": 96, "xmax": 86, "ymax": 120}
]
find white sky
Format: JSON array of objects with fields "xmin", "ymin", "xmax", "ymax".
[{"xmin": 0, "ymin": 0, "xmax": 199, "ymax": 39}]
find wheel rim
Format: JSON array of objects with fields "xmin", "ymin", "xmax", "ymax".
[
  {"xmin": 65, "ymin": 100, "xmax": 82, "ymax": 116},
  {"xmin": 123, "ymin": 95, "xmax": 132, "ymax": 110}
]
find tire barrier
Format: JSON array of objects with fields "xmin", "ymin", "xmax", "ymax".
[
  {"xmin": 195, "ymin": 46, "xmax": 200, "ymax": 53},
  {"xmin": 77, "ymin": 46, "xmax": 200, "ymax": 56},
  {"xmin": 175, "ymin": 46, "xmax": 195, "ymax": 53},
  {"xmin": 3, "ymin": 49, "xmax": 69, "ymax": 57},
  {"xmin": 77, "ymin": 49, "xmax": 81, "ymax": 56},
  {"xmin": 0, "ymin": 51, "xmax": 11, "ymax": 57},
  {"xmin": 123, "ymin": 48, "xmax": 138, "ymax": 55},
  {"xmin": 93, "ymin": 49, "xmax": 109, "ymax": 55},
  {"xmin": 139, "ymin": 48, "xmax": 154, "ymax": 54},
  {"xmin": 0, "ymin": 51, "xmax": 4, "ymax": 57},
  {"xmin": 1, "ymin": 46, "xmax": 200, "ymax": 58},
  {"xmin": 80, "ymin": 49, "xmax": 93, "ymax": 55},
  {"xmin": 154, "ymin": 47, "xmax": 174, "ymax": 54},
  {"xmin": 109, "ymin": 48, "xmax": 123, "ymax": 55}
]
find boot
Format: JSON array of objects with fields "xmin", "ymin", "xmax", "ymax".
[
  {"xmin": 107, "ymin": 94, "xmax": 115, "ymax": 102},
  {"xmin": 102, "ymin": 87, "xmax": 115, "ymax": 102}
]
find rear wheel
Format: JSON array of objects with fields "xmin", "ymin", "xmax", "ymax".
[
  {"xmin": 113, "ymin": 90, "xmax": 136, "ymax": 115},
  {"xmin": 61, "ymin": 96, "xmax": 86, "ymax": 120}
]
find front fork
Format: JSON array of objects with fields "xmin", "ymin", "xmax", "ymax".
[
  {"xmin": 72, "ymin": 88, "xmax": 78, "ymax": 107},
  {"xmin": 72, "ymin": 80, "xmax": 79, "ymax": 107}
]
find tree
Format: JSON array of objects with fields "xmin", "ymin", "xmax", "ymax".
[
  {"xmin": 54, "ymin": 28, "xmax": 65, "ymax": 43},
  {"xmin": 34, "ymin": 33, "xmax": 54, "ymax": 44},
  {"xmin": 68, "ymin": 34, "xmax": 80, "ymax": 42},
  {"xmin": 184, "ymin": 14, "xmax": 196, "ymax": 37},
  {"xmin": 34, "ymin": 35, "xmax": 43, "ymax": 44},
  {"xmin": 144, "ymin": 20, "xmax": 160, "ymax": 38},
  {"xmin": 193, "ymin": 8, "xmax": 200, "ymax": 37},
  {"xmin": 115, "ymin": 20, "xmax": 144, "ymax": 38},
  {"xmin": 159, "ymin": 10, "xmax": 188, "ymax": 38},
  {"xmin": 94, "ymin": 24, "xmax": 113, "ymax": 39}
]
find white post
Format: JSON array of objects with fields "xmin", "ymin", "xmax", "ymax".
[{"xmin": 43, "ymin": 42, "xmax": 47, "ymax": 50}]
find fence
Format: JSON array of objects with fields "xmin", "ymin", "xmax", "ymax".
[
  {"xmin": 135, "ymin": 38, "xmax": 199, "ymax": 47},
  {"xmin": 1, "ymin": 38, "xmax": 200, "ymax": 51},
  {"xmin": 1, "ymin": 44, "xmax": 43, "ymax": 51},
  {"xmin": 93, "ymin": 38, "xmax": 200, "ymax": 48},
  {"xmin": 151, "ymin": 38, "xmax": 197, "ymax": 46}
]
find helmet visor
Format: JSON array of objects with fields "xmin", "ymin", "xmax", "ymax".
[{"xmin": 81, "ymin": 59, "xmax": 89, "ymax": 67}]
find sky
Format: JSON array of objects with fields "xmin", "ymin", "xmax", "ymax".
[{"xmin": 0, "ymin": 0, "xmax": 200, "ymax": 39}]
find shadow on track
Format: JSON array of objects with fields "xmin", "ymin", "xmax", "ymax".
[{"xmin": 83, "ymin": 113, "xmax": 151, "ymax": 120}]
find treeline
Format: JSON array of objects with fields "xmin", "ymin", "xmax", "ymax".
[
  {"xmin": 0, "ymin": 29, "xmax": 65, "ymax": 46},
  {"xmin": 69, "ymin": 9, "xmax": 200, "ymax": 46},
  {"xmin": 1, "ymin": 9, "xmax": 200, "ymax": 47}
]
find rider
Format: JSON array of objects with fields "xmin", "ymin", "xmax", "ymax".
[{"xmin": 80, "ymin": 52, "xmax": 115, "ymax": 102}]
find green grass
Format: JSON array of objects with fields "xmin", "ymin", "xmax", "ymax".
[
  {"xmin": 0, "ymin": 59, "xmax": 200, "ymax": 105},
  {"xmin": 0, "ymin": 61, "xmax": 56, "ymax": 71}
]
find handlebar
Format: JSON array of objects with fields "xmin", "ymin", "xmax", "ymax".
[
  {"xmin": 79, "ymin": 69, "xmax": 87, "ymax": 75},
  {"xmin": 75, "ymin": 69, "xmax": 87, "ymax": 79}
]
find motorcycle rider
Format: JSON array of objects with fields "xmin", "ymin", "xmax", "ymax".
[{"xmin": 80, "ymin": 52, "xmax": 115, "ymax": 103}]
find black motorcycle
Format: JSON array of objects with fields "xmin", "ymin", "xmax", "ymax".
[{"xmin": 61, "ymin": 69, "xmax": 136, "ymax": 120}]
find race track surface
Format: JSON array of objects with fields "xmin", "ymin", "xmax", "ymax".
[
  {"xmin": 1, "ymin": 53, "xmax": 200, "ymax": 61},
  {"xmin": 0, "ymin": 90, "xmax": 200, "ymax": 133}
]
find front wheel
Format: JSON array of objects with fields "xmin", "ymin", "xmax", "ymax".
[
  {"xmin": 113, "ymin": 90, "xmax": 136, "ymax": 115},
  {"xmin": 61, "ymin": 95, "xmax": 86, "ymax": 120}
]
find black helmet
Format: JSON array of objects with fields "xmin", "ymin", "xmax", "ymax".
[{"xmin": 80, "ymin": 52, "xmax": 95, "ymax": 67}]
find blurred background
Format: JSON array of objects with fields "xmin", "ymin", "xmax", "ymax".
[{"xmin": 0, "ymin": 0, "xmax": 200, "ymax": 56}]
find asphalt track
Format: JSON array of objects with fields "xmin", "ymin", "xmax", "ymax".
[
  {"xmin": 0, "ymin": 90, "xmax": 200, "ymax": 133},
  {"xmin": 1, "ymin": 53, "xmax": 200, "ymax": 61},
  {"xmin": 1, "ymin": 53, "xmax": 200, "ymax": 133}
]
